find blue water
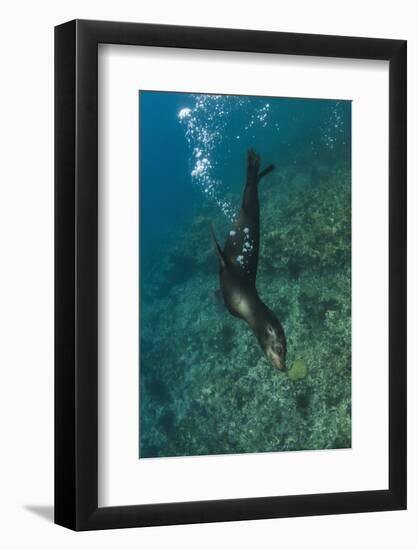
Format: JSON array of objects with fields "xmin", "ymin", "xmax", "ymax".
[{"xmin": 139, "ymin": 91, "xmax": 351, "ymax": 458}]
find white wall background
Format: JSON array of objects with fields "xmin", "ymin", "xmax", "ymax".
[{"xmin": 0, "ymin": 0, "xmax": 414, "ymax": 548}]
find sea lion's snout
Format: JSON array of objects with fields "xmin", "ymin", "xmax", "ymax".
[
  {"xmin": 266, "ymin": 344, "xmax": 286, "ymax": 371},
  {"xmin": 259, "ymin": 322, "xmax": 286, "ymax": 371}
]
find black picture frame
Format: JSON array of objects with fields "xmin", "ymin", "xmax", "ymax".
[{"xmin": 55, "ymin": 19, "xmax": 407, "ymax": 531}]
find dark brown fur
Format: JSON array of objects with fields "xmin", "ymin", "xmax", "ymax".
[{"xmin": 212, "ymin": 150, "xmax": 286, "ymax": 370}]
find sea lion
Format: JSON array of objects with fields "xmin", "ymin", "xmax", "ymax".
[{"xmin": 212, "ymin": 149, "xmax": 287, "ymax": 370}]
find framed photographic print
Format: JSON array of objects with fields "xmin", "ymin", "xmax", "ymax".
[{"xmin": 55, "ymin": 20, "xmax": 406, "ymax": 530}]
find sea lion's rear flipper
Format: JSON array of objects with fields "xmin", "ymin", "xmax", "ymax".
[
  {"xmin": 258, "ymin": 164, "xmax": 275, "ymax": 180},
  {"xmin": 247, "ymin": 149, "xmax": 275, "ymax": 183},
  {"xmin": 247, "ymin": 149, "xmax": 261, "ymax": 180}
]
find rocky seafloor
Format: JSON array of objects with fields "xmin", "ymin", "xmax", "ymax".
[{"xmin": 139, "ymin": 163, "xmax": 351, "ymax": 458}]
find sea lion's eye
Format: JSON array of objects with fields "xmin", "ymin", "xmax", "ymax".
[{"xmin": 267, "ymin": 325, "xmax": 275, "ymax": 335}]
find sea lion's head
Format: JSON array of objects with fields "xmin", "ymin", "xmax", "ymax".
[{"xmin": 257, "ymin": 313, "xmax": 287, "ymax": 371}]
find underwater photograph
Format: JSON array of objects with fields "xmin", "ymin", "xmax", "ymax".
[{"xmin": 139, "ymin": 90, "xmax": 351, "ymax": 459}]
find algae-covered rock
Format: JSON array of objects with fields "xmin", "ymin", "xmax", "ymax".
[
  {"xmin": 140, "ymin": 159, "xmax": 351, "ymax": 458},
  {"xmin": 288, "ymin": 359, "xmax": 307, "ymax": 381}
]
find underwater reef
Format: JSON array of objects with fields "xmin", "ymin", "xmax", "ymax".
[{"xmin": 140, "ymin": 161, "xmax": 351, "ymax": 458}]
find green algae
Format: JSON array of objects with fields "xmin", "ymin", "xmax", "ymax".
[{"xmin": 288, "ymin": 359, "xmax": 307, "ymax": 381}]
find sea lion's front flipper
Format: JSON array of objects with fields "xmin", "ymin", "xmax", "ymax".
[{"xmin": 210, "ymin": 224, "xmax": 228, "ymax": 269}]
